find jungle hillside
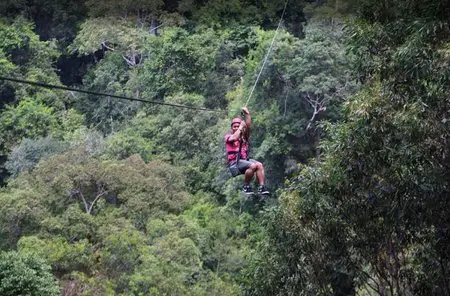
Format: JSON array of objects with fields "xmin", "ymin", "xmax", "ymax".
[{"xmin": 0, "ymin": 0, "xmax": 449, "ymax": 295}]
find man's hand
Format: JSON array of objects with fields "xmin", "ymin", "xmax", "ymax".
[
  {"xmin": 239, "ymin": 121, "xmax": 247, "ymax": 130},
  {"xmin": 242, "ymin": 107, "xmax": 250, "ymax": 115}
]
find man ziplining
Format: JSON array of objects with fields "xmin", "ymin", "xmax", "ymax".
[
  {"xmin": 224, "ymin": 107, "xmax": 270, "ymax": 197},
  {"xmin": 221, "ymin": 2, "xmax": 287, "ymax": 199}
]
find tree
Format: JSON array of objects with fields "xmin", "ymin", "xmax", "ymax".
[
  {"xmin": 0, "ymin": 180, "xmax": 50, "ymax": 249},
  {"xmin": 0, "ymin": 251, "xmax": 60, "ymax": 296},
  {"xmin": 0, "ymin": 17, "xmax": 61, "ymax": 80},
  {"xmin": 0, "ymin": 16, "xmax": 67, "ymax": 111},
  {"xmin": 0, "ymin": 17, "xmax": 81, "ymax": 185},
  {"xmin": 0, "ymin": 98, "xmax": 62, "ymax": 151},
  {"xmin": 246, "ymin": 0, "xmax": 450, "ymax": 294},
  {"xmin": 99, "ymin": 225, "xmax": 150, "ymax": 277},
  {"xmin": 85, "ymin": 0, "xmax": 164, "ymax": 20},
  {"xmin": 202, "ymin": 26, "xmax": 253, "ymax": 109},
  {"xmin": 5, "ymin": 137, "xmax": 69, "ymax": 178},
  {"xmin": 0, "ymin": 0, "xmax": 86, "ymax": 46},
  {"xmin": 69, "ymin": 17, "xmax": 150, "ymax": 67},
  {"xmin": 276, "ymin": 21, "xmax": 356, "ymax": 129},
  {"xmin": 138, "ymin": 27, "xmax": 219, "ymax": 99},
  {"xmin": 18, "ymin": 235, "xmax": 94, "ymax": 275},
  {"xmin": 101, "ymin": 92, "xmax": 224, "ymax": 194},
  {"xmin": 192, "ymin": 0, "xmax": 304, "ymax": 33},
  {"xmin": 74, "ymin": 51, "xmax": 141, "ymax": 134}
]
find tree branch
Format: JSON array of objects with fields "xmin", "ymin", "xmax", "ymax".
[
  {"xmin": 305, "ymin": 93, "xmax": 326, "ymax": 130},
  {"xmin": 122, "ymin": 55, "xmax": 136, "ymax": 66},
  {"xmin": 87, "ymin": 190, "xmax": 108, "ymax": 214},
  {"xmin": 101, "ymin": 41, "xmax": 115, "ymax": 51},
  {"xmin": 78, "ymin": 190, "xmax": 90, "ymax": 214}
]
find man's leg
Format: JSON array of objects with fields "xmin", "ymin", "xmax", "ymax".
[
  {"xmin": 238, "ymin": 159, "xmax": 270, "ymax": 196},
  {"xmin": 238, "ymin": 160, "xmax": 255, "ymax": 195},
  {"xmin": 254, "ymin": 161, "xmax": 265, "ymax": 185},
  {"xmin": 244, "ymin": 159, "xmax": 265, "ymax": 185},
  {"xmin": 248, "ymin": 159, "xmax": 269, "ymax": 195},
  {"xmin": 244, "ymin": 167, "xmax": 255, "ymax": 183}
]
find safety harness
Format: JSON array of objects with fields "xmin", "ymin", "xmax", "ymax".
[{"xmin": 228, "ymin": 138, "xmax": 243, "ymax": 177}]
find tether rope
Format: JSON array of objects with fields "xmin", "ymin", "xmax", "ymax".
[{"xmin": 244, "ymin": 0, "xmax": 288, "ymax": 107}]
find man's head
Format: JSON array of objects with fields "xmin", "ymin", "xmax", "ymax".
[{"xmin": 231, "ymin": 117, "xmax": 242, "ymax": 132}]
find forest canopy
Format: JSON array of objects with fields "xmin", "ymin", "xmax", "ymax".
[{"xmin": 0, "ymin": 0, "xmax": 448, "ymax": 295}]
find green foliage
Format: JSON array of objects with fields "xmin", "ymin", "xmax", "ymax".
[
  {"xmin": 192, "ymin": 0, "xmax": 300, "ymax": 30},
  {"xmin": 0, "ymin": 183, "xmax": 50, "ymax": 249},
  {"xmin": 24, "ymin": 149, "xmax": 189, "ymax": 219},
  {"xmin": 0, "ymin": 18, "xmax": 80, "ymax": 163},
  {"xmin": 246, "ymin": 0, "xmax": 449, "ymax": 294},
  {"xmin": 0, "ymin": 251, "xmax": 60, "ymax": 296},
  {"xmin": 69, "ymin": 17, "xmax": 150, "ymax": 59},
  {"xmin": 354, "ymin": 0, "xmax": 449, "ymax": 23},
  {"xmin": 0, "ymin": 0, "xmax": 27, "ymax": 18},
  {"xmin": 139, "ymin": 28, "xmax": 219, "ymax": 98},
  {"xmin": 18, "ymin": 235, "xmax": 94, "ymax": 274},
  {"xmin": 0, "ymin": 17, "xmax": 60, "ymax": 74},
  {"xmin": 85, "ymin": 0, "xmax": 164, "ymax": 18},
  {"xmin": 0, "ymin": 144, "xmax": 249, "ymax": 293},
  {"xmin": 99, "ymin": 226, "xmax": 149, "ymax": 276},
  {"xmin": 3, "ymin": 1, "xmax": 447, "ymax": 295},
  {"xmin": 118, "ymin": 158, "xmax": 191, "ymax": 227},
  {"xmin": 40, "ymin": 204, "xmax": 98, "ymax": 242},
  {"xmin": 346, "ymin": 1, "xmax": 450, "ymax": 89},
  {"xmin": 193, "ymin": 0, "xmax": 261, "ymax": 25},
  {"xmin": 0, "ymin": 0, "xmax": 86, "ymax": 46},
  {"xmin": 63, "ymin": 271, "xmax": 115, "ymax": 296},
  {"xmin": 102, "ymin": 92, "xmax": 224, "ymax": 194},
  {"xmin": 75, "ymin": 51, "xmax": 140, "ymax": 133},
  {"xmin": 104, "ymin": 125, "xmax": 157, "ymax": 161},
  {"xmin": 184, "ymin": 195, "xmax": 251, "ymax": 275},
  {"xmin": 0, "ymin": 50, "xmax": 16, "ymax": 74},
  {"xmin": 0, "ymin": 17, "xmax": 66, "ymax": 108},
  {"xmin": 0, "ymin": 17, "xmax": 33, "ymax": 55},
  {"xmin": 124, "ymin": 196, "xmax": 246, "ymax": 295},
  {"xmin": 5, "ymin": 136, "xmax": 69, "ymax": 177},
  {"xmin": 202, "ymin": 26, "xmax": 251, "ymax": 109},
  {"xmin": 0, "ymin": 17, "xmax": 65, "ymax": 112},
  {"xmin": 151, "ymin": 94, "xmax": 217, "ymax": 161},
  {"xmin": 304, "ymin": 0, "xmax": 357, "ymax": 22},
  {"xmin": 0, "ymin": 98, "xmax": 59, "ymax": 150},
  {"xmin": 1, "ymin": 142, "xmax": 191, "ymax": 243}
]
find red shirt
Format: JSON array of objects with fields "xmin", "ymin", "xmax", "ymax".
[{"xmin": 224, "ymin": 132, "xmax": 248, "ymax": 164}]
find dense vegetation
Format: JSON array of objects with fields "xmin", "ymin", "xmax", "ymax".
[{"xmin": 0, "ymin": 0, "xmax": 448, "ymax": 295}]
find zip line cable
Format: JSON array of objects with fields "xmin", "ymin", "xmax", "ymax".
[
  {"xmin": 0, "ymin": 76, "xmax": 225, "ymax": 113},
  {"xmin": 244, "ymin": 0, "xmax": 288, "ymax": 108},
  {"xmin": 1, "ymin": 0, "xmax": 288, "ymax": 115}
]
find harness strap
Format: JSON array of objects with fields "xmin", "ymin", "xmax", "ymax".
[
  {"xmin": 236, "ymin": 138, "xmax": 242, "ymax": 164},
  {"xmin": 226, "ymin": 136, "xmax": 243, "ymax": 166}
]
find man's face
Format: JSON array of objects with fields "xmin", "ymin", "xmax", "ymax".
[{"xmin": 232, "ymin": 123, "xmax": 240, "ymax": 132}]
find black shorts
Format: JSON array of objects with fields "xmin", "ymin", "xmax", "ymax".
[{"xmin": 235, "ymin": 159, "xmax": 259, "ymax": 174}]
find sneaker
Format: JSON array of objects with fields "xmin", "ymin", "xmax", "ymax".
[
  {"xmin": 258, "ymin": 185, "xmax": 270, "ymax": 195},
  {"xmin": 242, "ymin": 184, "xmax": 254, "ymax": 196}
]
